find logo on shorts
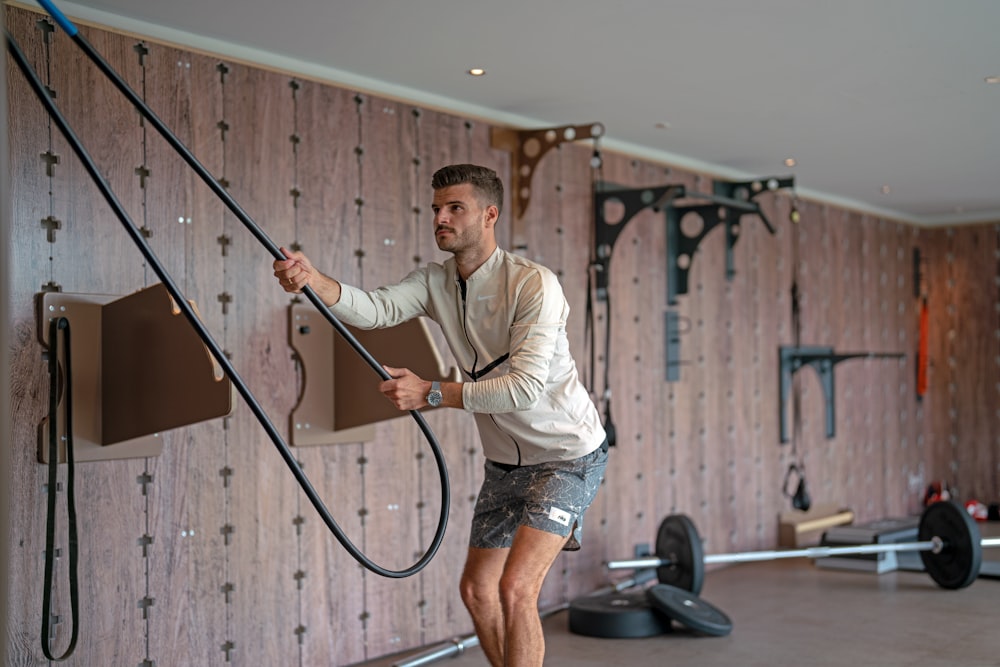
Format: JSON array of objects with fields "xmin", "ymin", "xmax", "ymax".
[{"xmin": 548, "ymin": 506, "xmax": 572, "ymax": 527}]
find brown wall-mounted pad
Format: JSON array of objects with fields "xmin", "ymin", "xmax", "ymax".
[
  {"xmin": 289, "ymin": 303, "xmax": 460, "ymax": 444},
  {"xmin": 37, "ymin": 283, "xmax": 233, "ymax": 461}
]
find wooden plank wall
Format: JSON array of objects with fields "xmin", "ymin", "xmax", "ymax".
[{"xmin": 5, "ymin": 6, "xmax": 999, "ymax": 666}]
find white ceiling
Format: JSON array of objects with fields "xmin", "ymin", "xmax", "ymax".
[{"xmin": 44, "ymin": 0, "xmax": 1000, "ymax": 225}]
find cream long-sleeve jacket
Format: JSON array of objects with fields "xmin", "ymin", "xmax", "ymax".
[{"xmin": 330, "ymin": 246, "xmax": 606, "ymax": 466}]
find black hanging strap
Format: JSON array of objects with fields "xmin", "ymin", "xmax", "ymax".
[{"xmin": 41, "ymin": 316, "xmax": 80, "ymax": 661}]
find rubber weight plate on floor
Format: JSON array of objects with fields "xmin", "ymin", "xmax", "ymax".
[
  {"xmin": 655, "ymin": 514, "xmax": 705, "ymax": 595},
  {"xmin": 919, "ymin": 500, "xmax": 982, "ymax": 589},
  {"xmin": 568, "ymin": 590, "xmax": 673, "ymax": 638},
  {"xmin": 645, "ymin": 584, "xmax": 733, "ymax": 637}
]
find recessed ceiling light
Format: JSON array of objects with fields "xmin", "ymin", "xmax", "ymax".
[
  {"xmin": 654, "ymin": 121, "xmax": 671, "ymax": 129},
  {"xmin": 985, "ymin": 75, "xmax": 1000, "ymax": 84},
  {"xmin": 784, "ymin": 157, "xmax": 796, "ymax": 167},
  {"xmin": 467, "ymin": 68, "xmax": 486, "ymax": 76},
  {"xmin": 880, "ymin": 185, "xmax": 891, "ymax": 195}
]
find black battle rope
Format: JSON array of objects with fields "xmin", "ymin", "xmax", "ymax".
[
  {"xmin": 7, "ymin": 21, "xmax": 448, "ymax": 578},
  {"xmin": 41, "ymin": 317, "xmax": 79, "ymax": 661}
]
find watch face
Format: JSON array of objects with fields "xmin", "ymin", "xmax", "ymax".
[{"xmin": 428, "ymin": 381, "xmax": 442, "ymax": 407}]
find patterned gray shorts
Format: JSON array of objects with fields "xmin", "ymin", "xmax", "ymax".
[{"xmin": 469, "ymin": 444, "xmax": 608, "ymax": 551}]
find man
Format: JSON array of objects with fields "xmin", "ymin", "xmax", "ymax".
[{"xmin": 273, "ymin": 164, "xmax": 607, "ymax": 667}]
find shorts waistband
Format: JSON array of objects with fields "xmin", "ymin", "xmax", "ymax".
[{"xmin": 487, "ymin": 438, "xmax": 608, "ymax": 473}]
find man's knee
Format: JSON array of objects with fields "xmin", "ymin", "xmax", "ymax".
[
  {"xmin": 460, "ymin": 572, "xmax": 497, "ymax": 612},
  {"xmin": 497, "ymin": 570, "xmax": 543, "ymax": 614}
]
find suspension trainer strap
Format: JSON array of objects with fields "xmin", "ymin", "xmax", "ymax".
[{"xmin": 41, "ymin": 317, "xmax": 80, "ymax": 661}]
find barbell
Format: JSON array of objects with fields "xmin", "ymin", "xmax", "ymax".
[{"xmin": 607, "ymin": 500, "xmax": 1000, "ymax": 593}]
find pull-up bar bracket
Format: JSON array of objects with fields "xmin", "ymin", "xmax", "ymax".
[
  {"xmin": 666, "ymin": 175, "xmax": 793, "ymax": 305},
  {"xmin": 491, "ymin": 122, "xmax": 605, "ymax": 222},
  {"xmin": 778, "ymin": 345, "xmax": 904, "ymax": 443},
  {"xmin": 592, "ymin": 181, "xmax": 687, "ymax": 301}
]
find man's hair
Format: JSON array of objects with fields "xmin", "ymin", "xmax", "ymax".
[{"xmin": 431, "ymin": 164, "xmax": 504, "ymax": 217}]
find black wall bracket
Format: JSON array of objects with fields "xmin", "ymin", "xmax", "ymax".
[
  {"xmin": 778, "ymin": 345, "xmax": 905, "ymax": 443},
  {"xmin": 593, "ymin": 176, "xmax": 793, "ymax": 305},
  {"xmin": 665, "ymin": 175, "xmax": 792, "ymax": 305},
  {"xmin": 593, "ymin": 181, "xmax": 686, "ymax": 301}
]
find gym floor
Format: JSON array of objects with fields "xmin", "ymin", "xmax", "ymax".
[{"xmin": 359, "ymin": 559, "xmax": 999, "ymax": 667}]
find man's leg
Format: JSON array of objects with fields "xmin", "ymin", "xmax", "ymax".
[
  {"xmin": 460, "ymin": 546, "xmax": 509, "ymax": 667},
  {"xmin": 498, "ymin": 526, "xmax": 569, "ymax": 667}
]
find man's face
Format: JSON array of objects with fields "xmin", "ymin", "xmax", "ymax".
[{"xmin": 431, "ymin": 183, "xmax": 495, "ymax": 254}]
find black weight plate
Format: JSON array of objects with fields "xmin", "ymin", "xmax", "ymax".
[
  {"xmin": 568, "ymin": 590, "xmax": 673, "ymax": 638},
  {"xmin": 655, "ymin": 514, "xmax": 705, "ymax": 595},
  {"xmin": 919, "ymin": 500, "xmax": 982, "ymax": 589},
  {"xmin": 646, "ymin": 583, "xmax": 733, "ymax": 637}
]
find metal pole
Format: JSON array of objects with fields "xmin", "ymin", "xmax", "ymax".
[
  {"xmin": 610, "ymin": 537, "xmax": 1000, "ymax": 571},
  {"xmin": 607, "ymin": 538, "xmax": 945, "ymax": 571}
]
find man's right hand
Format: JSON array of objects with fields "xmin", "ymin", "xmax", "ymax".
[
  {"xmin": 272, "ymin": 247, "xmax": 342, "ymax": 305},
  {"xmin": 272, "ymin": 246, "xmax": 312, "ymax": 293}
]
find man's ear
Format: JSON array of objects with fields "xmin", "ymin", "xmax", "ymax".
[{"xmin": 485, "ymin": 204, "xmax": 500, "ymax": 227}]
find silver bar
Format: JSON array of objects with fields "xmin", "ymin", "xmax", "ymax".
[
  {"xmin": 393, "ymin": 637, "xmax": 480, "ymax": 667},
  {"xmin": 607, "ymin": 539, "xmax": 941, "ymax": 571},
  {"xmin": 704, "ymin": 540, "xmax": 940, "ymax": 565},
  {"xmin": 982, "ymin": 538, "xmax": 1000, "ymax": 549}
]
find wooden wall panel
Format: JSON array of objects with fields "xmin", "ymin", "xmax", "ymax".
[
  {"xmin": 358, "ymin": 95, "xmax": 434, "ymax": 656},
  {"xmin": 292, "ymin": 77, "xmax": 368, "ymax": 666},
  {"xmin": 557, "ymin": 142, "xmax": 612, "ymax": 600},
  {"xmin": 142, "ymin": 44, "xmax": 231, "ymax": 667},
  {"xmin": 922, "ymin": 227, "xmax": 953, "ymax": 491},
  {"xmin": 53, "ymin": 22, "xmax": 149, "ymax": 667},
  {"xmin": 7, "ymin": 15, "xmax": 151, "ymax": 665},
  {"xmin": 879, "ymin": 222, "xmax": 910, "ymax": 518},
  {"xmin": 753, "ymin": 195, "xmax": 792, "ymax": 546},
  {"xmin": 624, "ymin": 159, "xmax": 668, "ymax": 555},
  {"xmin": 220, "ymin": 63, "xmax": 300, "ymax": 666},
  {"xmin": 592, "ymin": 153, "xmax": 645, "ymax": 574},
  {"xmin": 140, "ymin": 40, "xmax": 203, "ymax": 667},
  {"xmin": 654, "ymin": 167, "xmax": 701, "ymax": 531},
  {"xmin": 6, "ymin": 10, "xmax": 69, "ymax": 662},
  {"xmin": 6, "ymin": 8, "xmax": 1000, "ymax": 666},
  {"xmin": 686, "ymin": 174, "xmax": 733, "ymax": 557},
  {"xmin": 815, "ymin": 206, "xmax": 847, "ymax": 504},
  {"xmin": 948, "ymin": 224, "xmax": 999, "ymax": 500}
]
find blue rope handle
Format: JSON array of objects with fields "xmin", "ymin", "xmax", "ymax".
[{"xmin": 36, "ymin": 0, "xmax": 78, "ymax": 36}]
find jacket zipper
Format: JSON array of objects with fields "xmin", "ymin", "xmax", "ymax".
[{"xmin": 459, "ymin": 275, "xmax": 521, "ymax": 466}]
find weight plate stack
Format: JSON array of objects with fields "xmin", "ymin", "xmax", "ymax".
[{"xmin": 568, "ymin": 590, "xmax": 673, "ymax": 639}]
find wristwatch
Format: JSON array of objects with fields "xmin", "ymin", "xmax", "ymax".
[{"xmin": 426, "ymin": 381, "xmax": 443, "ymax": 408}]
